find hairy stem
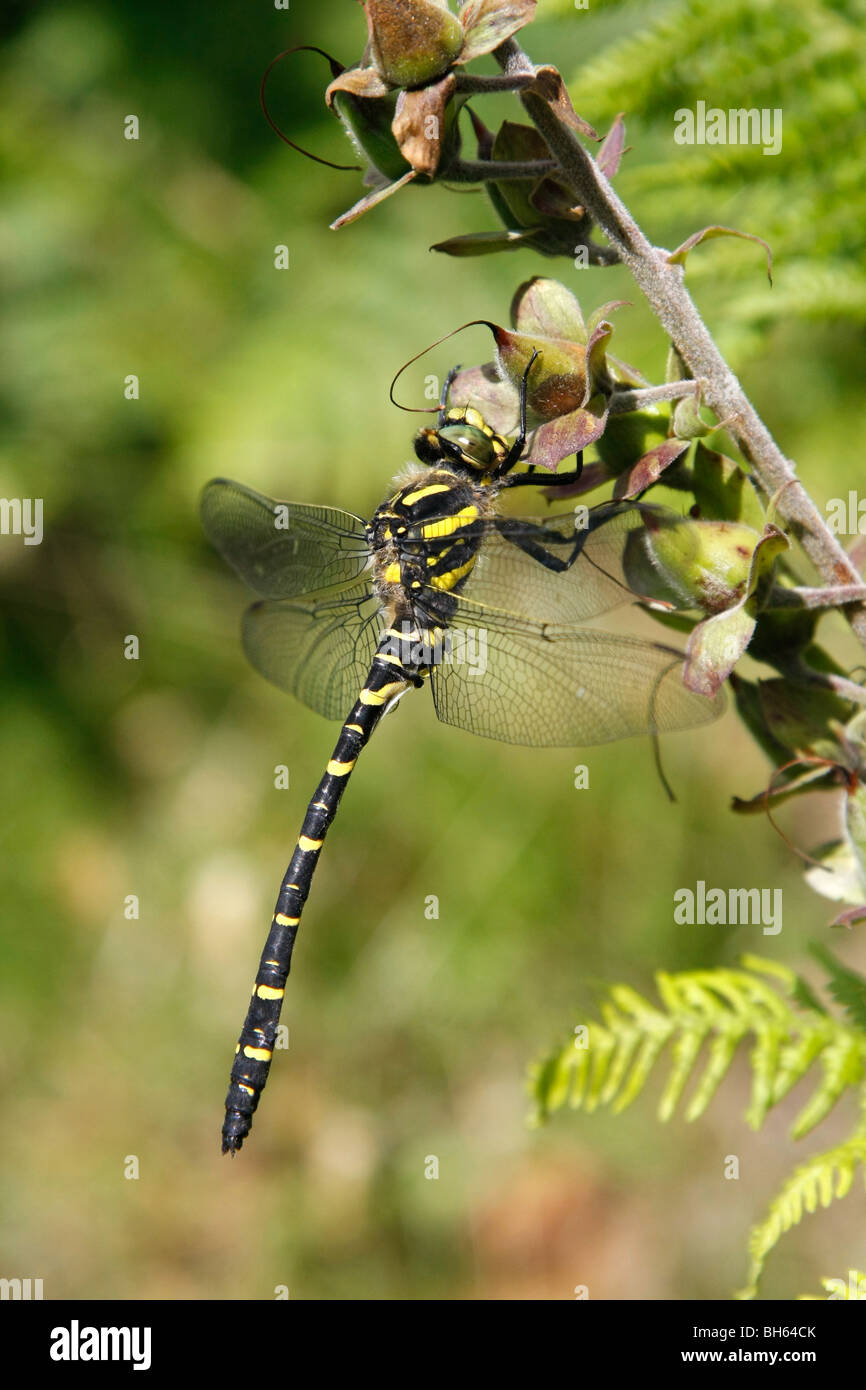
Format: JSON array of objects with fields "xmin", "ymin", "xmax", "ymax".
[
  {"xmin": 445, "ymin": 156, "xmax": 556, "ymax": 182},
  {"xmin": 452, "ymin": 72, "xmax": 536, "ymax": 95},
  {"xmin": 769, "ymin": 584, "xmax": 866, "ymax": 610},
  {"xmin": 608, "ymin": 382, "xmax": 697, "ymax": 414}
]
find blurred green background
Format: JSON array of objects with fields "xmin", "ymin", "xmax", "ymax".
[{"xmin": 2, "ymin": 0, "xmax": 865, "ymax": 1300}]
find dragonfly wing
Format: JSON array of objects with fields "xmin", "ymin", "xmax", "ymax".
[
  {"xmin": 461, "ymin": 503, "xmax": 655, "ymax": 624},
  {"xmin": 241, "ymin": 583, "xmax": 382, "ymax": 720},
  {"xmin": 201, "ymin": 477, "xmax": 371, "ymax": 599},
  {"xmin": 430, "ymin": 595, "xmax": 724, "ymax": 747}
]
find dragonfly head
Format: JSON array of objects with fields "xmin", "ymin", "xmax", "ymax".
[{"xmin": 413, "ymin": 406, "xmax": 509, "ymax": 477}]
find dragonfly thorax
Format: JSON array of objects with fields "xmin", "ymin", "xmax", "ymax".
[{"xmin": 368, "ymin": 466, "xmax": 497, "ymax": 632}]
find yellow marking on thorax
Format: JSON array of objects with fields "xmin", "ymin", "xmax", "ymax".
[
  {"xmin": 382, "ymin": 561, "xmax": 402, "ymax": 584},
  {"xmin": 430, "ymin": 556, "xmax": 478, "ymax": 592},
  {"xmin": 420, "ymin": 504, "xmax": 479, "ymax": 541},
  {"xmin": 327, "ymin": 757, "xmax": 356, "ymax": 776},
  {"xmin": 401, "ymin": 483, "xmax": 451, "ymax": 507},
  {"xmin": 298, "ymin": 835, "xmax": 323, "ymax": 853}
]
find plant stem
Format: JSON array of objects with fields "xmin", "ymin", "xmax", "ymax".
[
  {"xmin": 445, "ymin": 156, "xmax": 556, "ymax": 182},
  {"xmin": 495, "ymin": 38, "xmax": 866, "ymax": 653},
  {"xmin": 608, "ymin": 382, "xmax": 697, "ymax": 414},
  {"xmin": 453, "ymin": 72, "xmax": 536, "ymax": 95},
  {"xmin": 770, "ymin": 584, "xmax": 866, "ymax": 610}
]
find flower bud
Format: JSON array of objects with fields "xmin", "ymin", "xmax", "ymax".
[
  {"xmin": 624, "ymin": 514, "xmax": 760, "ymax": 613},
  {"xmin": 365, "ymin": 0, "xmax": 463, "ymax": 88},
  {"xmin": 330, "ymin": 89, "xmax": 412, "ymax": 181}
]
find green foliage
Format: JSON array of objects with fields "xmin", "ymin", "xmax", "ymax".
[
  {"xmin": 530, "ymin": 953, "xmax": 866, "ymax": 1295},
  {"xmin": 738, "ymin": 1133, "xmax": 866, "ymax": 1299},
  {"xmin": 809, "ymin": 944, "xmax": 866, "ymax": 1032},
  {"xmin": 2, "ymin": 0, "xmax": 864, "ymax": 1302},
  {"xmin": 560, "ymin": 0, "xmax": 866, "ymax": 357},
  {"xmin": 798, "ymin": 1268, "xmax": 866, "ymax": 1300}
]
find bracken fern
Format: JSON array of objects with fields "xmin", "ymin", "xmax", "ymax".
[
  {"xmin": 554, "ymin": 0, "xmax": 866, "ymax": 357},
  {"xmin": 529, "ymin": 952, "xmax": 866, "ymax": 1296}
]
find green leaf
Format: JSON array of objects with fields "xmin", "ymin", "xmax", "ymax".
[
  {"xmin": 667, "ymin": 224, "xmax": 773, "ymax": 286},
  {"xmin": 458, "ymin": 0, "xmax": 537, "ymax": 64},
  {"xmin": 511, "ymin": 276, "xmax": 586, "ymax": 340},
  {"xmin": 330, "ymin": 169, "xmax": 417, "ymax": 230},
  {"xmin": 431, "ymin": 229, "xmax": 538, "ymax": 255},
  {"xmin": 684, "ymin": 1030, "xmax": 744, "ymax": 1121},
  {"xmin": 529, "ymin": 956, "xmax": 866, "ymax": 1297},
  {"xmin": 810, "ymin": 944, "xmax": 866, "ymax": 1032},
  {"xmin": 798, "ymin": 1269, "xmax": 866, "ymax": 1300},
  {"xmin": 738, "ymin": 1134, "xmax": 866, "ymax": 1299},
  {"xmin": 684, "ymin": 524, "xmax": 789, "ymax": 696},
  {"xmin": 612, "ymin": 437, "xmax": 690, "ymax": 499},
  {"xmin": 791, "ymin": 1034, "xmax": 864, "ymax": 1139}
]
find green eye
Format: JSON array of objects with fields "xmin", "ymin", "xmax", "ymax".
[{"xmin": 438, "ymin": 423, "xmax": 494, "ymax": 468}]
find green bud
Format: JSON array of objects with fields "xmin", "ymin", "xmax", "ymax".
[
  {"xmin": 484, "ymin": 121, "xmax": 593, "ymax": 258},
  {"xmin": 624, "ymin": 514, "xmax": 760, "ymax": 613},
  {"xmin": 365, "ymin": 0, "xmax": 464, "ymax": 88},
  {"xmin": 331, "ymin": 89, "xmax": 412, "ymax": 181},
  {"xmin": 510, "ymin": 276, "xmax": 585, "ymax": 341}
]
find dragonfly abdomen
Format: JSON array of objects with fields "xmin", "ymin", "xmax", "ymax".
[{"xmin": 221, "ymin": 639, "xmax": 422, "ymax": 1154}]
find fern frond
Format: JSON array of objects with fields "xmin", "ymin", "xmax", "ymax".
[
  {"xmin": 798, "ymin": 1269, "xmax": 866, "ymax": 1300},
  {"xmin": 558, "ymin": 0, "xmax": 866, "ymax": 346},
  {"xmin": 529, "ymin": 957, "xmax": 866, "ymax": 1136},
  {"xmin": 737, "ymin": 1133, "xmax": 866, "ymax": 1299},
  {"xmin": 809, "ymin": 943, "xmax": 866, "ymax": 1031},
  {"xmin": 530, "ymin": 953, "xmax": 866, "ymax": 1296}
]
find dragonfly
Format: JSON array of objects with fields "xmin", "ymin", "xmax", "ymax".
[{"xmin": 202, "ymin": 357, "xmax": 723, "ymax": 1153}]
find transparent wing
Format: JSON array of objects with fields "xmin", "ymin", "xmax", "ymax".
[
  {"xmin": 241, "ymin": 583, "xmax": 383, "ymax": 720},
  {"xmin": 461, "ymin": 503, "xmax": 652, "ymax": 624},
  {"xmin": 430, "ymin": 594, "xmax": 724, "ymax": 747},
  {"xmin": 201, "ymin": 477, "xmax": 370, "ymax": 599}
]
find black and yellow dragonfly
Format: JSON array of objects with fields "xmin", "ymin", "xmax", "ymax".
[{"xmin": 202, "ymin": 361, "xmax": 722, "ymax": 1153}]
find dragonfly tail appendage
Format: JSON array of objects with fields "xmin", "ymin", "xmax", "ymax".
[{"xmin": 221, "ymin": 643, "xmax": 414, "ymax": 1154}]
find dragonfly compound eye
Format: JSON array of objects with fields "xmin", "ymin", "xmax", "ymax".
[{"xmin": 434, "ymin": 423, "xmax": 496, "ymax": 470}]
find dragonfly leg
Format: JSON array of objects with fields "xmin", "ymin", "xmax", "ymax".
[
  {"xmin": 496, "ymin": 349, "xmax": 541, "ymax": 476},
  {"xmin": 500, "ymin": 452, "xmax": 584, "ymax": 490},
  {"xmin": 494, "ymin": 499, "xmax": 637, "ymax": 575},
  {"xmin": 438, "ymin": 364, "xmax": 462, "ymax": 421},
  {"xmin": 493, "ymin": 515, "xmax": 592, "ymax": 573}
]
